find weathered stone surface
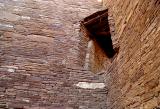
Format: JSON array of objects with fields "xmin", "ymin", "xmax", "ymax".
[
  {"xmin": 1, "ymin": 0, "xmax": 159, "ymax": 108},
  {"xmin": 0, "ymin": 0, "xmax": 107, "ymax": 109},
  {"xmin": 102, "ymin": 0, "xmax": 160, "ymax": 109}
]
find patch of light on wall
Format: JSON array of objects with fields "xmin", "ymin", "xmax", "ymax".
[{"xmin": 97, "ymin": 0, "xmax": 102, "ymax": 2}]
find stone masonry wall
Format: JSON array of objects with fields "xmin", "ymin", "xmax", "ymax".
[
  {"xmin": 0, "ymin": 0, "xmax": 102, "ymax": 68},
  {"xmin": 0, "ymin": 64, "xmax": 107, "ymax": 109},
  {"xmin": 103, "ymin": 0, "xmax": 160, "ymax": 109},
  {"xmin": 0, "ymin": 0, "xmax": 108, "ymax": 109}
]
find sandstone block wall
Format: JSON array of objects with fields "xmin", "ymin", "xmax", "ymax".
[
  {"xmin": 0, "ymin": 0, "xmax": 102, "ymax": 68},
  {"xmin": 103, "ymin": 0, "xmax": 160, "ymax": 108},
  {"xmin": 0, "ymin": 64, "xmax": 107, "ymax": 109},
  {"xmin": 0, "ymin": 0, "xmax": 108, "ymax": 109}
]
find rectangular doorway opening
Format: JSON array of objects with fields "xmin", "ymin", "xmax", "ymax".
[{"xmin": 80, "ymin": 9, "xmax": 119, "ymax": 73}]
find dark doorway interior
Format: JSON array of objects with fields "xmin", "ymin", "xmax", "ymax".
[{"xmin": 81, "ymin": 9, "xmax": 116, "ymax": 58}]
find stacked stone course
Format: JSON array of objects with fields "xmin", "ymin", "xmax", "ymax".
[
  {"xmin": 103, "ymin": 0, "xmax": 160, "ymax": 108},
  {"xmin": 0, "ymin": 0, "xmax": 108, "ymax": 109}
]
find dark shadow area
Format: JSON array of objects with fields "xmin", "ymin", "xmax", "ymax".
[
  {"xmin": 154, "ymin": 107, "xmax": 160, "ymax": 109},
  {"xmin": 81, "ymin": 9, "xmax": 116, "ymax": 58},
  {"xmin": 93, "ymin": 31, "xmax": 115, "ymax": 58}
]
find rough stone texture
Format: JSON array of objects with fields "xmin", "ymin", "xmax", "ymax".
[
  {"xmin": 0, "ymin": 0, "xmax": 102, "ymax": 68},
  {"xmin": 80, "ymin": 24, "xmax": 111, "ymax": 74},
  {"xmin": 0, "ymin": 66, "xmax": 107, "ymax": 109},
  {"xmin": 0, "ymin": 0, "xmax": 108, "ymax": 109},
  {"xmin": 102, "ymin": 0, "xmax": 160, "ymax": 109},
  {"xmin": 1, "ymin": 0, "xmax": 159, "ymax": 108}
]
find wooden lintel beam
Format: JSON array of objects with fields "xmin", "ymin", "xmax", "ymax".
[
  {"xmin": 83, "ymin": 9, "xmax": 108, "ymax": 21},
  {"xmin": 82, "ymin": 12, "xmax": 108, "ymax": 26}
]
